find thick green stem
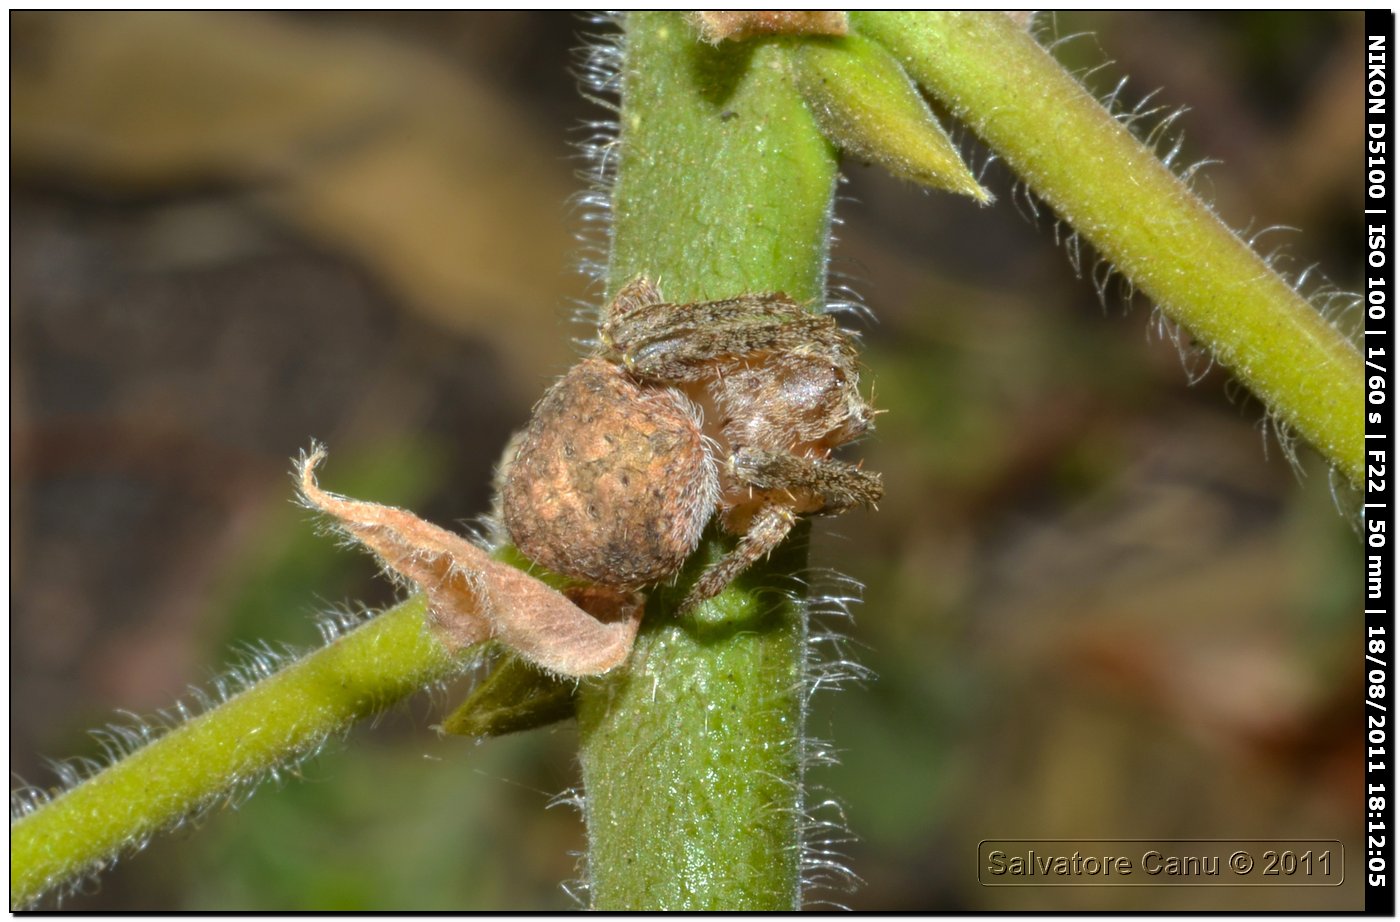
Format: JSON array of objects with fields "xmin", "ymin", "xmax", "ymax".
[
  {"xmin": 10, "ymin": 596, "xmax": 466, "ymax": 908},
  {"xmin": 575, "ymin": 12, "xmax": 837, "ymax": 910},
  {"xmin": 858, "ymin": 12, "xmax": 1363, "ymax": 486}
]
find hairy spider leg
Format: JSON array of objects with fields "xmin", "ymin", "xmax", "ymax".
[
  {"xmin": 683, "ymin": 502, "xmax": 799, "ymax": 611},
  {"xmin": 603, "ymin": 294, "xmax": 852, "ymax": 383},
  {"xmin": 607, "ymin": 275, "xmax": 663, "ymax": 318},
  {"xmin": 731, "ymin": 448, "xmax": 884, "ymax": 515}
]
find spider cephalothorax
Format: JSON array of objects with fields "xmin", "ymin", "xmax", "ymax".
[{"xmin": 501, "ymin": 277, "xmax": 882, "ymax": 610}]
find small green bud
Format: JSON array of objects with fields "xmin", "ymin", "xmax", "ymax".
[
  {"xmin": 440, "ymin": 650, "xmax": 576, "ymax": 738},
  {"xmin": 792, "ymin": 33, "xmax": 990, "ymax": 202}
]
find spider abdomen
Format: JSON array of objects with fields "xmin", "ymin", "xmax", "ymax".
[{"xmin": 501, "ymin": 357, "xmax": 718, "ymax": 589}]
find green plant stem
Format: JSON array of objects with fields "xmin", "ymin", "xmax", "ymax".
[
  {"xmin": 857, "ymin": 12, "xmax": 1363, "ymax": 487},
  {"xmin": 574, "ymin": 12, "xmax": 838, "ymax": 910},
  {"xmin": 10, "ymin": 595, "xmax": 465, "ymax": 908}
]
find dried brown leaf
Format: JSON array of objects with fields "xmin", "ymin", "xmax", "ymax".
[
  {"xmin": 690, "ymin": 11, "xmax": 848, "ymax": 44},
  {"xmin": 298, "ymin": 445, "xmax": 642, "ymax": 677}
]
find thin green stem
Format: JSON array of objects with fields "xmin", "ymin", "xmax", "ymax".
[
  {"xmin": 858, "ymin": 12, "xmax": 1363, "ymax": 486},
  {"xmin": 575, "ymin": 12, "xmax": 837, "ymax": 910},
  {"xmin": 10, "ymin": 596, "xmax": 467, "ymax": 908}
]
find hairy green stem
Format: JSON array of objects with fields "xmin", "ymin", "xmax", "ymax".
[
  {"xmin": 10, "ymin": 596, "xmax": 467, "ymax": 908},
  {"xmin": 858, "ymin": 12, "xmax": 1363, "ymax": 486},
  {"xmin": 575, "ymin": 12, "xmax": 837, "ymax": 910}
]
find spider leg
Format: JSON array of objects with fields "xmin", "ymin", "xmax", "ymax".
[
  {"xmin": 603, "ymin": 293, "xmax": 853, "ymax": 383},
  {"xmin": 609, "ymin": 275, "xmax": 663, "ymax": 317},
  {"xmin": 731, "ymin": 448, "xmax": 883, "ymax": 514},
  {"xmin": 683, "ymin": 502, "xmax": 798, "ymax": 611},
  {"xmin": 608, "ymin": 292, "xmax": 804, "ymax": 345}
]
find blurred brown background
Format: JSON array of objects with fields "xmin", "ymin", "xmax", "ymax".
[{"xmin": 10, "ymin": 11, "xmax": 1364, "ymax": 910}]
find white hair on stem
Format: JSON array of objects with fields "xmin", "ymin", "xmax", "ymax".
[{"xmin": 995, "ymin": 14, "xmax": 1362, "ymax": 497}]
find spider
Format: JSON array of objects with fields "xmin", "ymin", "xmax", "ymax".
[
  {"xmin": 296, "ymin": 279, "xmax": 881, "ymax": 678},
  {"xmin": 500, "ymin": 276, "xmax": 882, "ymax": 612}
]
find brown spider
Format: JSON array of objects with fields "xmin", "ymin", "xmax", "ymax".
[
  {"xmin": 297, "ymin": 279, "xmax": 881, "ymax": 678},
  {"xmin": 501, "ymin": 276, "xmax": 882, "ymax": 611}
]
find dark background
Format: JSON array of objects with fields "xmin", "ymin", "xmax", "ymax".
[{"xmin": 11, "ymin": 11, "xmax": 1364, "ymax": 910}]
